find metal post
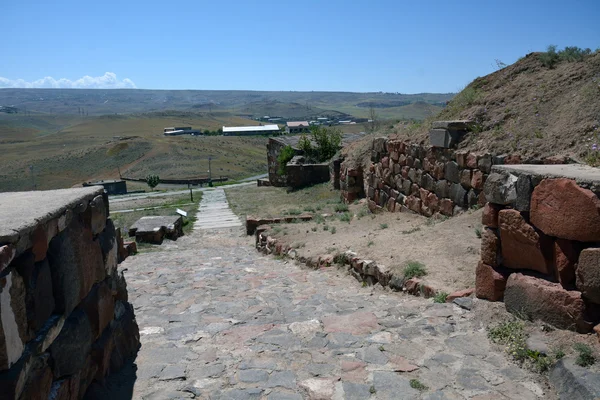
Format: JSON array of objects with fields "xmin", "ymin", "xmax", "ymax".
[
  {"xmin": 208, "ymin": 157, "xmax": 213, "ymax": 187},
  {"xmin": 29, "ymin": 165, "xmax": 36, "ymax": 190},
  {"xmin": 189, "ymin": 184, "xmax": 194, "ymax": 202}
]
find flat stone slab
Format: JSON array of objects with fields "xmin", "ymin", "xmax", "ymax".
[
  {"xmin": 0, "ymin": 187, "xmax": 103, "ymax": 248},
  {"xmin": 129, "ymin": 215, "xmax": 183, "ymax": 244},
  {"xmin": 492, "ymin": 164, "xmax": 600, "ymax": 191}
]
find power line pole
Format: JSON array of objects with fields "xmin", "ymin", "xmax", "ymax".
[
  {"xmin": 29, "ymin": 165, "xmax": 36, "ymax": 190},
  {"xmin": 208, "ymin": 157, "xmax": 213, "ymax": 187}
]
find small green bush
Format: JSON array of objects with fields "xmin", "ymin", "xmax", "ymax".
[
  {"xmin": 335, "ymin": 203, "xmax": 349, "ymax": 212},
  {"xmin": 277, "ymin": 145, "xmax": 296, "ymax": 175},
  {"xmin": 403, "ymin": 261, "xmax": 427, "ymax": 279},
  {"xmin": 574, "ymin": 343, "xmax": 596, "ymax": 367},
  {"xmin": 298, "ymin": 126, "xmax": 342, "ymax": 162},
  {"xmin": 338, "ymin": 212, "xmax": 352, "ymax": 223},
  {"xmin": 539, "ymin": 45, "xmax": 560, "ymax": 68},
  {"xmin": 433, "ymin": 292, "xmax": 449, "ymax": 303},
  {"xmin": 331, "ymin": 226, "xmax": 336, "ymax": 234},
  {"xmin": 380, "ymin": 223, "xmax": 388, "ymax": 229},
  {"xmin": 475, "ymin": 228, "xmax": 482, "ymax": 238},
  {"xmin": 286, "ymin": 209, "xmax": 302, "ymax": 215}
]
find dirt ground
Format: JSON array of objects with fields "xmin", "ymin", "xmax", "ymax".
[{"xmin": 226, "ymin": 185, "xmax": 483, "ymax": 293}]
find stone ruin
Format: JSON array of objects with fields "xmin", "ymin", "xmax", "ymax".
[
  {"xmin": 477, "ymin": 164, "xmax": 600, "ymax": 333},
  {"xmin": 128, "ymin": 215, "xmax": 183, "ymax": 244},
  {"xmin": 0, "ymin": 187, "xmax": 139, "ymax": 399},
  {"xmin": 334, "ymin": 122, "xmax": 600, "ymax": 333}
]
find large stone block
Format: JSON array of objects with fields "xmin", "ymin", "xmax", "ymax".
[
  {"xmin": 478, "ymin": 154, "xmax": 493, "ymax": 174},
  {"xmin": 110, "ymin": 301, "xmax": 140, "ymax": 372},
  {"xmin": 434, "ymin": 180, "xmax": 449, "ymax": 199},
  {"xmin": 514, "ymin": 174, "xmax": 533, "ymax": 211},
  {"xmin": 475, "ymin": 262, "xmax": 507, "ymax": 301},
  {"xmin": 576, "ymin": 248, "xmax": 600, "ymax": 304},
  {"xmin": 484, "ymin": 172, "xmax": 517, "ymax": 205},
  {"xmin": 49, "ymin": 309, "xmax": 93, "ymax": 378},
  {"xmin": 17, "ymin": 354, "xmax": 53, "ymax": 400},
  {"xmin": 445, "ymin": 161, "xmax": 460, "ymax": 183},
  {"xmin": 429, "ymin": 129, "xmax": 451, "ymax": 148},
  {"xmin": 471, "ymin": 169, "xmax": 485, "ymax": 190},
  {"xmin": 0, "ymin": 271, "xmax": 28, "ymax": 371},
  {"xmin": 498, "ymin": 209, "xmax": 553, "ymax": 274},
  {"xmin": 481, "ymin": 203, "xmax": 502, "ymax": 228},
  {"xmin": 504, "ymin": 273, "xmax": 592, "ymax": 333},
  {"xmin": 81, "ymin": 281, "xmax": 115, "ymax": 340},
  {"xmin": 460, "ymin": 169, "xmax": 472, "ymax": 189},
  {"xmin": 439, "ymin": 199, "xmax": 454, "ymax": 216},
  {"xmin": 449, "ymin": 183, "xmax": 467, "ymax": 207},
  {"xmin": 13, "ymin": 254, "xmax": 55, "ymax": 337},
  {"xmin": 531, "ymin": 178, "xmax": 600, "ymax": 242},
  {"xmin": 91, "ymin": 326, "xmax": 115, "ymax": 382},
  {"xmin": 554, "ymin": 239, "xmax": 581, "ymax": 288},
  {"xmin": 481, "ymin": 228, "xmax": 501, "ymax": 267},
  {"xmin": 98, "ymin": 219, "xmax": 118, "ymax": 278},
  {"xmin": 48, "ymin": 217, "xmax": 105, "ymax": 316}
]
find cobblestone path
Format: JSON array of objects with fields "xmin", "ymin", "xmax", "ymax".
[{"xmin": 117, "ymin": 196, "xmax": 555, "ymax": 399}]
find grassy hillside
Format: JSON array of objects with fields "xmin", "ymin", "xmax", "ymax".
[
  {"xmin": 392, "ymin": 49, "xmax": 600, "ymax": 162},
  {"xmin": 0, "ymin": 113, "xmax": 268, "ymax": 192}
]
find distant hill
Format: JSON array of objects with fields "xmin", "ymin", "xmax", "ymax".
[
  {"xmin": 394, "ymin": 49, "xmax": 600, "ymax": 161},
  {"xmin": 0, "ymin": 88, "xmax": 454, "ymax": 121}
]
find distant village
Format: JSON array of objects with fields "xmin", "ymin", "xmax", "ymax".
[{"xmin": 163, "ymin": 115, "xmax": 368, "ymax": 137}]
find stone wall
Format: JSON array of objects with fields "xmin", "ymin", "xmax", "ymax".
[
  {"xmin": 476, "ymin": 164, "xmax": 600, "ymax": 333},
  {"xmin": 267, "ymin": 137, "xmax": 295, "ymax": 187},
  {"xmin": 285, "ymin": 163, "xmax": 331, "ymax": 189},
  {"xmin": 343, "ymin": 136, "xmax": 570, "ymax": 217},
  {"xmin": 0, "ymin": 187, "xmax": 139, "ymax": 399}
]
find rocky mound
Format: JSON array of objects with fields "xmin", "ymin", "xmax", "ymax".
[{"xmin": 396, "ymin": 49, "xmax": 600, "ymax": 162}]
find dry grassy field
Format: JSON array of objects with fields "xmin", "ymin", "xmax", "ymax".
[{"xmin": 0, "ymin": 113, "xmax": 269, "ymax": 191}]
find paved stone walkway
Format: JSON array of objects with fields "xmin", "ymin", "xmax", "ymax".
[
  {"xmin": 194, "ymin": 189, "xmax": 242, "ymax": 230},
  {"xmin": 116, "ymin": 194, "xmax": 555, "ymax": 399}
]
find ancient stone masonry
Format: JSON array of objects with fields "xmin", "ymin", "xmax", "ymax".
[
  {"xmin": 340, "ymin": 134, "xmax": 571, "ymax": 217},
  {"xmin": 0, "ymin": 187, "xmax": 139, "ymax": 399},
  {"xmin": 476, "ymin": 164, "xmax": 600, "ymax": 333}
]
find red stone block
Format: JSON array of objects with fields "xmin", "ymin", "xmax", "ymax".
[
  {"xmin": 423, "ymin": 158, "xmax": 433, "ymax": 172},
  {"xmin": 498, "ymin": 209, "xmax": 553, "ymax": 275},
  {"xmin": 531, "ymin": 178, "xmax": 600, "ymax": 242},
  {"xmin": 504, "ymin": 273, "xmax": 592, "ymax": 333},
  {"xmin": 471, "ymin": 169, "xmax": 485, "ymax": 190},
  {"xmin": 466, "ymin": 153, "xmax": 479, "ymax": 169},
  {"xmin": 425, "ymin": 192, "xmax": 439, "ymax": 213},
  {"xmin": 439, "ymin": 199, "xmax": 454, "ymax": 216},
  {"xmin": 401, "ymin": 166, "xmax": 409, "ymax": 179},
  {"xmin": 381, "ymin": 157, "xmax": 389, "ymax": 169},
  {"xmin": 477, "ymin": 191, "xmax": 487, "ymax": 207},
  {"xmin": 446, "ymin": 288, "xmax": 475, "ymax": 302},
  {"xmin": 419, "ymin": 188, "xmax": 430, "ymax": 203},
  {"xmin": 481, "ymin": 228, "xmax": 500, "ymax": 267},
  {"xmin": 31, "ymin": 225, "xmax": 48, "ymax": 262},
  {"xmin": 554, "ymin": 239, "xmax": 581, "ymax": 288},
  {"xmin": 456, "ymin": 151, "xmax": 469, "ymax": 168},
  {"xmin": 390, "ymin": 151, "xmax": 399, "ymax": 162},
  {"xmin": 482, "ymin": 203, "xmax": 502, "ymax": 228},
  {"xmin": 404, "ymin": 278, "xmax": 422, "ymax": 294},
  {"xmin": 406, "ymin": 196, "xmax": 422, "ymax": 214},
  {"xmin": 475, "ymin": 261, "xmax": 507, "ymax": 301},
  {"xmin": 460, "ymin": 169, "xmax": 472, "ymax": 189},
  {"xmin": 433, "ymin": 162, "xmax": 445, "ymax": 180},
  {"xmin": 410, "ymin": 184, "xmax": 419, "ymax": 196}
]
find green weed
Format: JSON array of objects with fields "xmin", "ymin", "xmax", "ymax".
[
  {"xmin": 380, "ymin": 223, "xmax": 388, "ymax": 229},
  {"xmin": 574, "ymin": 343, "xmax": 596, "ymax": 367},
  {"xmin": 335, "ymin": 203, "xmax": 349, "ymax": 212},
  {"xmin": 409, "ymin": 379, "xmax": 428, "ymax": 391},
  {"xmin": 433, "ymin": 292, "xmax": 449, "ymax": 303},
  {"xmin": 403, "ymin": 261, "xmax": 427, "ymax": 279}
]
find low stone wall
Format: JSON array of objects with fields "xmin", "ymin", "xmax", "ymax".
[
  {"xmin": 0, "ymin": 187, "xmax": 139, "ymax": 399},
  {"xmin": 255, "ymin": 226, "xmax": 474, "ymax": 302},
  {"xmin": 286, "ymin": 163, "xmax": 330, "ymax": 189},
  {"xmin": 343, "ymin": 136, "xmax": 570, "ymax": 217},
  {"xmin": 476, "ymin": 164, "xmax": 600, "ymax": 333}
]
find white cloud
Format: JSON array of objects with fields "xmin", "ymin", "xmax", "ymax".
[{"xmin": 0, "ymin": 72, "xmax": 137, "ymax": 89}]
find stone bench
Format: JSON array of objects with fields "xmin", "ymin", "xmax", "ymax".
[{"xmin": 128, "ymin": 215, "xmax": 183, "ymax": 244}]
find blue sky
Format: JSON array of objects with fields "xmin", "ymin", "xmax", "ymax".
[{"xmin": 1, "ymin": 0, "xmax": 598, "ymax": 93}]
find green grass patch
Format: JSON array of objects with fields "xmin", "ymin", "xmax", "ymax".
[
  {"xmin": 574, "ymin": 343, "xmax": 596, "ymax": 367},
  {"xmin": 403, "ymin": 261, "xmax": 427, "ymax": 279},
  {"xmin": 409, "ymin": 379, "xmax": 428, "ymax": 391}
]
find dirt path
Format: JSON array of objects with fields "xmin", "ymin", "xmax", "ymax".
[{"xmin": 101, "ymin": 198, "xmax": 555, "ymax": 399}]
